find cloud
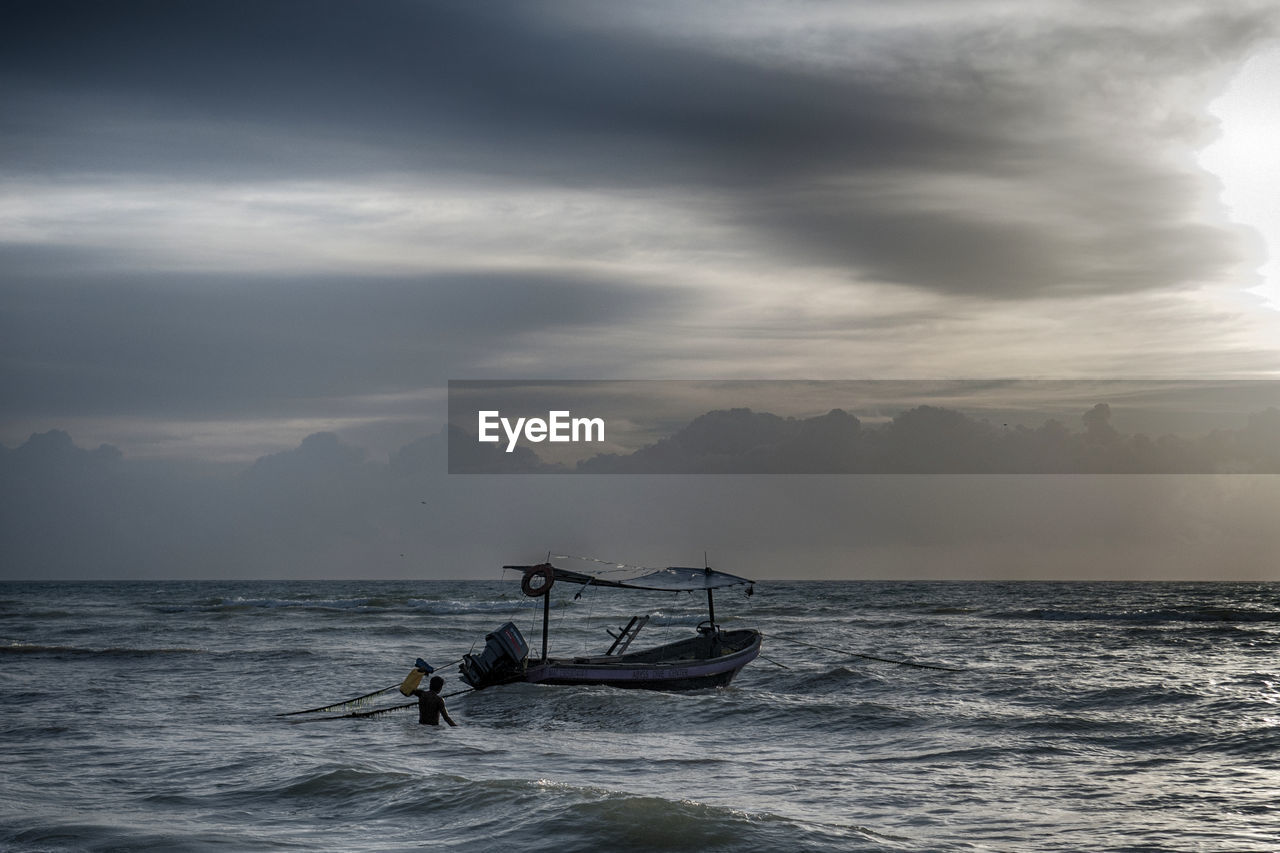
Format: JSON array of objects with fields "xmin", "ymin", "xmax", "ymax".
[
  {"xmin": 572, "ymin": 403, "xmax": 1280, "ymax": 474},
  {"xmin": 446, "ymin": 425, "xmax": 565, "ymax": 474},
  {"xmin": 0, "ymin": 268, "xmax": 691, "ymax": 422},
  {"xmin": 4, "ymin": 0, "xmax": 1275, "ymax": 300},
  {"xmin": 3, "ymin": 0, "xmax": 1280, "ymax": 569},
  {"xmin": 6, "ymin": 426, "xmax": 1280, "ymax": 581}
]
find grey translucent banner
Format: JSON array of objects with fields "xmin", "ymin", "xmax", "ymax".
[{"xmin": 447, "ymin": 380, "xmax": 1280, "ymax": 474}]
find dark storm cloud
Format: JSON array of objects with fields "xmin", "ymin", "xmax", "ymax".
[
  {"xmin": 6, "ymin": 1, "xmax": 1272, "ymax": 298},
  {"xmin": 737, "ymin": 178, "xmax": 1238, "ymax": 298},
  {"xmin": 0, "ymin": 266, "xmax": 690, "ymax": 418},
  {"xmin": 2, "ymin": 1, "xmax": 977, "ymax": 178}
]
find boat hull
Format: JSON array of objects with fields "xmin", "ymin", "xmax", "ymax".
[{"xmin": 522, "ymin": 629, "xmax": 761, "ymax": 691}]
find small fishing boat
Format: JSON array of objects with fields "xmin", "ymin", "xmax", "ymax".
[
  {"xmin": 277, "ymin": 559, "xmax": 961, "ymax": 722},
  {"xmin": 458, "ymin": 559, "xmax": 762, "ymax": 691}
]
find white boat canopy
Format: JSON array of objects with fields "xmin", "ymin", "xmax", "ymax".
[{"xmin": 504, "ymin": 559, "xmax": 754, "ymax": 592}]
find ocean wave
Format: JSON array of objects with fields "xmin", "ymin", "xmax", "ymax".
[
  {"xmin": 149, "ymin": 596, "xmax": 547, "ymax": 617},
  {"xmin": 9, "ymin": 579, "xmax": 1280, "ymax": 853},
  {"xmin": 641, "ymin": 610, "xmax": 709, "ymax": 627},
  {"xmin": 984, "ymin": 705, "xmax": 1137, "ymax": 733},
  {"xmin": 1197, "ymin": 726, "xmax": 1280, "ymax": 759},
  {"xmin": 863, "ymin": 744, "xmax": 1012, "ymax": 767},
  {"xmin": 791, "ymin": 665, "xmax": 892, "ymax": 692},
  {"xmin": 745, "ymin": 692, "xmax": 924, "ymax": 734},
  {"xmin": 0, "ymin": 641, "xmax": 204, "ymax": 657},
  {"xmin": 993, "ymin": 607, "xmax": 1280, "ymax": 624},
  {"xmin": 153, "ymin": 596, "xmax": 402, "ymax": 613},
  {"xmin": 2, "ymin": 823, "xmax": 279, "ymax": 853},
  {"xmin": 196, "ymin": 767, "xmax": 895, "ymax": 853},
  {"xmin": 409, "ymin": 598, "xmax": 550, "ymax": 615},
  {"xmin": 1060, "ymin": 682, "xmax": 1206, "ymax": 711},
  {"xmin": 502, "ymin": 788, "xmax": 897, "ymax": 853},
  {"xmin": 0, "ymin": 608, "xmax": 76, "ymax": 619}
]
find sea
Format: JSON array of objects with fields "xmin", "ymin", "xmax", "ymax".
[{"xmin": 2, "ymin": 579, "xmax": 1278, "ymax": 852}]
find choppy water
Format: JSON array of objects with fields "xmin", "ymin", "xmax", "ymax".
[{"xmin": 3, "ymin": 579, "xmax": 1279, "ymax": 852}]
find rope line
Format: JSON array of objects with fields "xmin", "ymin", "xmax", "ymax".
[
  {"xmin": 284, "ymin": 686, "xmax": 477, "ymax": 723},
  {"xmin": 274, "ymin": 684, "xmax": 401, "ymax": 717},
  {"xmin": 287, "ymin": 701, "xmax": 417, "ymax": 723},
  {"xmin": 275, "ymin": 657, "xmax": 466, "ymax": 718}
]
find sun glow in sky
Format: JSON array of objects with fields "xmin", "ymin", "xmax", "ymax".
[{"xmin": 1200, "ymin": 44, "xmax": 1280, "ymax": 309}]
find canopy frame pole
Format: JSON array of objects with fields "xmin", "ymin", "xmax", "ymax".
[
  {"xmin": 541, "ymin": 585, "xmax": 550, "ymax": 662},
  {"xmin": 705, "ymin": 561, "xmax": 716, "ymax": 629}
]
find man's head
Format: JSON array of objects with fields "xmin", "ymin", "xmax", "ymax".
[{"xmin": 429, "ymin": 675, "xmax": 444, "ymax": 692}]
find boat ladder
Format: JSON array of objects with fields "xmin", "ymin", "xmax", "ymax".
[{"xmin": 606, "ymin": 615, "xmax": 649, "ymax": 655}]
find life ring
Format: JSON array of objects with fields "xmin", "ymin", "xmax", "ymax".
[{"xmin": 521, "ymin": 564, "xmax": 555, "ymax": 597}]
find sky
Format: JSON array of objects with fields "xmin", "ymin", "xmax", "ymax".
[{"xmin": 3, "ymin": 1, "xmax": 1280, "ymax": 581}]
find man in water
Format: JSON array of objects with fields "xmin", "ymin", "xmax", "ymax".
[{"xmin": 411, "ymin": 675, "xmax": 457, "ymax": 726}]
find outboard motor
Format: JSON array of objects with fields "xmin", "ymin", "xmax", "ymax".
[{"xmin": 459, "ymin": 622, "xmax": 530, "ymax": 689}]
